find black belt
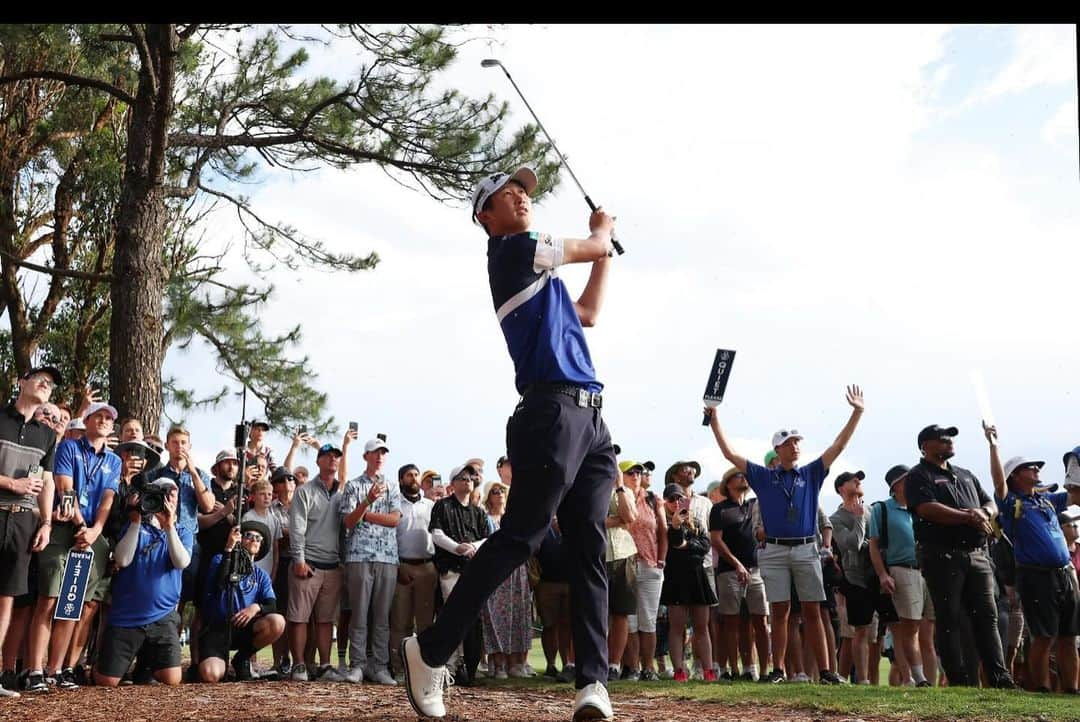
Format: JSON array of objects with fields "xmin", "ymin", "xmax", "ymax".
[
  {"xmin": 308, "ymin": 560, "xmax": 341, "ymax": 571},
  {"xmin": 400, "ymin": 557, "xmax": 434, "ymax": 565},
  {"xmin": 766, "ymin": 536, "xmax": 815, "ymax": 547},
  {"xmin": 522, "ymin": 383, "xmax": 602, "ymax": 409},
  {"xmin": 919, "ymin": 541, "xmax": 985, "ymax": 554},
  {"xmin": 889, "ymin": 562, "xmax": 919, "ymax": 570}
]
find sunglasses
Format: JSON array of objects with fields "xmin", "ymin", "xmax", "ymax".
[
  {"xmin": 624, "ymin": 469, "xmax": 643, "ymax": 476},
  {"xmin": 242, "ymin": 532, "xmax": 264, "ymax": 542},
  {"xmin": 27, "ymin": 373, "xmax": 56, "ymax": 389},
  {"xmin": 489, "ymin": 488, "xmax": 505, "ymax": 496},
  {"xmin": 455, "ymin": 474, "xmax": 480, "ymax": 484}
]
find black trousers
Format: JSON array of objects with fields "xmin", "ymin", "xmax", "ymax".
[
  {"xmin": 919, "ymin": 545, "xmax": 1009, "ymax": 686},
  {"xmin": 418, "ymin": 390, "xmax": 616, "ymax": 689}
]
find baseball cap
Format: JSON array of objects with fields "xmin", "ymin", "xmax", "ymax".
[
  {"xmin": 470, "ymin": 167, "xmax": 538, "ymax": 223},
  {"xmin": 917, "ymin": 424, "xmax": 958, "ymax": 448},
  {"xmin": 771, "ymin": 429, "xmax": 803, "ymax": 448},
  {"xmin": 449, "ymin": 463, "xmax": 479, "ymax": 482},
  {"xmin": 270, "ymin": 466, "xmax": 297, "ymax": 484},
  {"xmin": 618, "ymin": 460, "xmax": 644, "ymax": 474},
  {"xmin": 66, "ymin": 418, "xmax": 85, "ymax": 431},
  {"xmin": 833, "ymin": 470, "xmax": 866, "ymax": 492},
  {"xmin": 363, "ymin": 438, "xmax": 390, "ymax": 454},
  {"xmin": 213, "ymin": 449, "xmax": 240, "ymax": 468},
  {"xmin": 662, "ymin": 483, "xmax": 687, "ymax": 501},
  {"xmin": 1002, "ymin": 456, "xmax": 1044, "ymax": 480},
  {"xmin": 763, "ymin": 450, "xmax": 779, "ymax": 466},
  {"xmin": 705, "ymin": 480, "xmax": 724, "ymax": 495},
  {"xmin": 21, "ymin": 366, "xmax": 63, "ymax": 386},
  {"xmin": 82, "ymin": 402, "xmax": 119, "ymax": 421},
  {"xmin": 885, "ymin": 464, "xmax": 910, "ymax": 488},
  {"xmin": 251, "ymin": 419, "xmax": 270, "ymax": 431},
  {"xmin": 317, "ymin": 443, "xmax": 343, "ymax": 458},
  {"xmin": 642, "ymin": 460, "xmax": 655, "ymax": 472}
]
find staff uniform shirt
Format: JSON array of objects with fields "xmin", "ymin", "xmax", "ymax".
[
  {"xmin": 0, "ymin": 403, "xmax": 56, "ymax": 509},
  {"xmin": 340, "ymin": 472, "xmax": 401, "ymax": 565},
  {"xmin": 201, "ymin": 552, "xmax": 276, "ymax": 625},
  {"xmin": 996, "ymin": 490, "xmax": 1071, "ymax": 568},
  {"xmin": 397, "ymin": 494, "xmax": 435, "ymax": 560},
  {"xmin": 905, "ymin": 460, "xmax": 992, "ymax": 548},
  {"xmin": 868, "ymin": 497, "xmax": 918, "ymax": 567},
  {"xmin": 710, "ymin": 497, "xmax": 759, "ymax": 572},
  {"xmin": 488, "ymin": 231, "xmax": 601, "ymax": 393},
  {"xmin": 147, "ymin": 463, "xmax": 212, "ymax": 535},
  {"xmin": 744, "ymin": 458, "xmax": 828, "ymax": 538},
  {"xmin": 53, "ymin": 437, "xmax": 121, "ymax": 523},
  {"xmin": 109, "ymin": 522, "xmax": 193, "ymax": 627}
]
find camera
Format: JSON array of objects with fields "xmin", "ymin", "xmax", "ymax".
[
  {"xmin": 349, "ymin": 421, "xmax": 358, "ymax": 433},
  {"xmin": 376, "ymin": 432, "xmax": 386, "ymax": 442},
  {"xmin": 140, "ymin": 485, "xmax": 166, "ymax": 515}
]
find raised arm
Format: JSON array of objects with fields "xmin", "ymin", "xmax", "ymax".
[
  {"xmin": 820, "ymin": 385, "xmax": 865, "ymax": 469},
  {"xmin": 983, "ymin": 422, "xmax": 1006, "ymax": 500},
  {"xmin": 705, "ymin": 408, "xmax": 747, "ymax": 472},
  {"xmin": 566, "ymin": 209, "xmax": 616, "ymax": 327}
]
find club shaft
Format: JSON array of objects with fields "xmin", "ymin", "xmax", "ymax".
[{"xmin": 496, "ymin": 65, "xmax": 625, "ymax": 255}]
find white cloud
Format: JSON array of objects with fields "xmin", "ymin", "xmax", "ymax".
[
  {"xmin": 978, "ymin": 25, "xmax": 1077, "ymax": 102},
  {"xmin": 1042, "ymin": 97, "xmax": 1079, "ymax": 147}
]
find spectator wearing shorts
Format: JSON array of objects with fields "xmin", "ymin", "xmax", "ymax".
[
  {"xmin": 984, "ymin": 425, "xmax": 1079, "ymax": 693},
  {"xmin": 868, "ymin": 464, "xmax": 935, "ymax": 687},
  {"xmin": 621, "ymin": 460, "xmax": 666, "ymax": 681},
  {"xmin": 710, "ymin": 467, "xmax": 768, "ymax": 681},
  {"xmin": 605, "ymin": 464, "xmax": 638, "ymax": 680},
  {"xmin": 94, "ymin": 479, "xmax": 192, "ymax": 687},
  {"xmin": 0, "ymin": 367, "xmax": 60, "ymax": 698},
  {"xmin": 287, "ymin": 443, "xmax": 345, "ymax": 682},
  {"xmin": 705, "ymin": 385, "xmax": 865, "ymax": 685},
  {"xmin": 198, "ymin": 521, "xmax": 285, "ymax": 682},
  {"xmin": 535, "ymin": 521, "xmax": 574, "ymax": 681}
]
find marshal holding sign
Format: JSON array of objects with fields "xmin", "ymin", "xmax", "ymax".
[
  {"xmin": 53, "ymin": 548, "xmax": 94, "ymax": 622},
  {"xmin": 702, "ymin": 349, "xmax": 736, "ymax": 425}
]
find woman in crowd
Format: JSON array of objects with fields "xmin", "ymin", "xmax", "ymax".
[
  {"xmin": 621, "ymin": 461, "xmax": 667, "ymax": 680},
  {"xmin": 479, "ymin": 480, "xmax": 535, "ymax": 678},
  {"xmin": 660, "ymin": 483, "xmax": 717, "ymax": 681}
]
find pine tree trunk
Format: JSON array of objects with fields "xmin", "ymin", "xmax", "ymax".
[{"xmin": 108, "ymin": 25, "xmax": 176, "ymax": 434}]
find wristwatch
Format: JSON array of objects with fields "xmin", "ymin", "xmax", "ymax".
[{"xmin": 614, "ymin": 487, "xmax": 626, "ymax": 494}]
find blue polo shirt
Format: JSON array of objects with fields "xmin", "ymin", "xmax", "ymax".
[
  {"xmin": 488, "ymin": 231, "xmax": 601, "ymax": 394},
  {"xmin": 53, "ymin": 437, "xmax": 122, "ymax": 523},
  {"xmin": 201, "ymin": 553, "xmax": 276, "ymax": 625},
  {"xmin": 996, "ymin": 490, "xmax": 1070, "ymax": 568},
  {"xmin": 147, "ymin": 463, "xmax": 211, "ymax": 535},
  {"xmin": 745, "ymin": 458, "xmax": 827, "ymax": 539},
  {"xmin": 109, "ymin": 522, "xmax": 193, "ymax": 627},
  {"xmin": 868, "ymin": 497, "xmax": 917, "ymax": 567}
]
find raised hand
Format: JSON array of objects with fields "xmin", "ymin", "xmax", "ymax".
[
  {"xmin": 846, "ymin": 385, "xmax": 864, "ymax": 411},
  {"xmin": 982, "ymin": 420, "xmax": 998, "ymax": 445}
]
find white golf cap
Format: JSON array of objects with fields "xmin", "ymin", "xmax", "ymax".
[
  {"xmin": 363, "ymin": 438, "xmax": 389, "ymax": 454},
  {"xmin": 771, "ymin": 428, "xmax": 804, "ymax": 448},
  {"xmin": 449, "ymin": 463, "xmax": 479, "ymax": 482},
  {"xmin": 82, "ymin": 402, "xmax": 119, "ymax": 421},
  {"xmin": 1003, "ymin": 456, "xmax": 1044, "ymax": 480},
  {"xmin": 470, "ymin": 167, "xmax": 538, "ymax": 223},
  {"xmin": 66, "ymin": 418, "xmax": 85, "ymax": 431}
]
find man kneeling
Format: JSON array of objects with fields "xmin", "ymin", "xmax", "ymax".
[
  {"xmin": 198, "ymin": 521, "xmax": 284, "ymax": 682},
  {"xmin": 95, "ymin": 480, "xmax": 192, "ymax": 686}
]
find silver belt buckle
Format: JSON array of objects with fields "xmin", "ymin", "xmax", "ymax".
[
  {"xmin": 576, "ymin": 389, "xmax": 588, "ymax": 408},
  {"xmin": 589, "ymin": 392, "xmax": 602, "ymax": 408}
]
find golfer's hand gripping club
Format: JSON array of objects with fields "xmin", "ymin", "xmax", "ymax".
[{"xmin": 585, "ymin": 195, "xmax": 624, "ymax": 256}]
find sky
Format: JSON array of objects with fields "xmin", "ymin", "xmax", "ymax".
[{"xmin": 159, "ymin": 24, "xmax": 1078, "ymax": 513}]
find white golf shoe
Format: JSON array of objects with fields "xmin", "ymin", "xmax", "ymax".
[
  {"xmin": 572, "ymin": 681, "xmax": 614, "ymax": 721},
  {"xmin": 401, "ymin": 635, "xmax": 453, "ymax": 719}
]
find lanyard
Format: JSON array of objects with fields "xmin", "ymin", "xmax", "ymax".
[{"xmin": 774, "ymin": 468, "xmax": 798, "ymax": 508}]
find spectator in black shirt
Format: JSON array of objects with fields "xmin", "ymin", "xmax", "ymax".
[{"xmin": 904, "ymin": 424, "xmax": 1014, "ymax": 689}]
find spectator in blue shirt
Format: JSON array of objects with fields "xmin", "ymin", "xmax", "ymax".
[
  {"xmin": 24, "ymin": 402, "xmax": 121, "ymax": 693},
  {"xmin": 197, "ymin": 521, "xmax": 285, "ymax": 682},
  {"xmin": 94, "ymin": 479, "xmax": 192, "ymax": 687},
  {"xmin": 146, "ymin": 426, "xmax": 215, "ymax": 615},
  {"xmin": 704, "ymin": 385, "xmax": 865, "ymax": 685},
  {"xmin": 983, "ymin": 423, "xmax": 1078, "ymax": 694}
]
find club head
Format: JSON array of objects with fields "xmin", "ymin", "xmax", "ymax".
[{"xmin": 480, "ymin": 59, "xmax": 503, "ymax": 69}]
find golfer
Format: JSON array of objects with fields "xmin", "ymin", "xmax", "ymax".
[{"xmin": 402, "ymin": 167, "xmax": 617, "ymax": 721}]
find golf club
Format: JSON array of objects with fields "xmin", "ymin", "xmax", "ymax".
[{"xmin": 481, "ymin": 58, "xmax": 625, "ymax": 255}]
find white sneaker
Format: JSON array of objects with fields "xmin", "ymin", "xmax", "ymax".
[
  {"xmin": 290, "ymin": 663, "xmax": 309, "ymax": 682},
  {"xmin": 573, "ymin": 682, "xmax": 614, "ymax": 721},
  {"xmin": 792, "ymin": 672, "xmax": 811, "ymax": 683},
  {"xmin": 401, "ymin": 635, "xmax": 452, "ymax": 719},
  {"xmin": 508, "ymin": 664, "xmax": 530, "ymax": 679},
  {"xmin": 657, "ymin": 666, "xmax": 674, "ymax": 680},
  {"xmin": 0, "ymin": 686, "xmax": 19, "ymax": 698},
  {"xmin": 370, "ymin": 668, "xmax": 398, "ymax": 686},
  {"xmin": 345, "ymin": 665, "xmax": 364, "ymax": 684},
  {"xmin": 522, "ymin": 663, "xmax": 537, "ymax": 677},
  {"xmin": 494, "ymin": 665, "xmax": 508, "ymax": 680}
]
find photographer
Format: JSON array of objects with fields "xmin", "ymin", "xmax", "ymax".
[
  {"xmin": 197, "ymin": 521, "xmax": 285, "ymax": 682},
  {"xmin": 94, "ymin": 479, "xmax": 192, "ymax": 687}
]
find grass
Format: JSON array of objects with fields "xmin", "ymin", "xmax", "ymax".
[{"xmin": 236, "ymin": 636, "xmax": 1077, "ymax": 721}]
